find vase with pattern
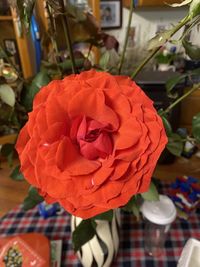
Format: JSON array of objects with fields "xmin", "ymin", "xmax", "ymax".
[{"xmin": 71, "ymin": 210, "xmax": 121, "ymax": 267}]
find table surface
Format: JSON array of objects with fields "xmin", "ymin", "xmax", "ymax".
[{"xmin": 0, "ymin": 182, "xmax": 200, "ymax": 267}]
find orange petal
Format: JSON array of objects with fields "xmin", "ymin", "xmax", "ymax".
[
  {"xmin": 68, "ymin": 88, "xmax": 119, "ymax": 130},
  {"xmin": 56, "ymin": 137, "xmax": 101, "ymax": 175},
  {"xmin": 15, "ymin": 125, "xmax": 30, "ymax": 155},
  {"xmin": 115, "ymin": 118, "xmax": 142, "ymax": 150}
]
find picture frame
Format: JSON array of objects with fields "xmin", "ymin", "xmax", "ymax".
[{"xmin": 100, "ymin": 0, "xmax": 122, "ymax": 30}]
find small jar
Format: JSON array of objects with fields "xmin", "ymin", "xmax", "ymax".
[{"xmin": 141, "ymin": 195, "xmax": 177, "ymax": 257}]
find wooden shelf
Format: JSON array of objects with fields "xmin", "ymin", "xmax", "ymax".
[
  {"xmin": 0, "ymin": 134, "xmax": 17, "ymax": 145},
  {"xmin": 0, "ymin": 15, "xmax": 12, "ymax": 21}
]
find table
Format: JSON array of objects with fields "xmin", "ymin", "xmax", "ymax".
[{"xmin": 0, "ymin": 182, "xmax": 200, "ymax": 267}]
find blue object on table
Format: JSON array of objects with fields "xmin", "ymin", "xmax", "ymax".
[
  {"xmin": 30, "ymin": 15, "xmax": 42, "ymax": 72},
  {"xmin": 38, "ymin": 202, "xmax": 59, "ymax": 219}
]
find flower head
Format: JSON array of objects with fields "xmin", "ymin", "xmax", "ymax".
[{"xmin": 16, "ymin": 70, "xmax": 167, "ymax": 219}]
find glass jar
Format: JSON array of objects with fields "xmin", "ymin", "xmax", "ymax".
[{"xmin": 141, "ymin": 195, "xmax": 177, "ymax": 257}]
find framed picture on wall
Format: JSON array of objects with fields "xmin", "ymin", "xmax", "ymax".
[{"xmin": 100, "ymin": 0, "xmax": 122, "ymax": 30}]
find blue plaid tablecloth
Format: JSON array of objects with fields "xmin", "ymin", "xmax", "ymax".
[{"xmin": 0, "ymin": 182, "xmax": 200, "ymax": 267}]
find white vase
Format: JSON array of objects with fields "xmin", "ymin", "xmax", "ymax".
[{"xmin": 71, "ymin": 210, "xmax": 121, "ymax": 267}]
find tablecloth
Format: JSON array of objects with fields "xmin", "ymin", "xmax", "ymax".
[{"xmin": 0, "ymin": 182, "xmax": 200, "ymax": 267}]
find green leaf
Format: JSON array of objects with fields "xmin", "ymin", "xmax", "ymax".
[
  {"xmin": 166, "ymin": 133, "xmax": 184, "ymax": 156},
  {"xmin": 22, "ymin": 186, "xmax": 44, "ymax": 211},
  {"xmin": 92, "ymin": 210, "xmax": 113, "ymax": 221},
  {"xmin": 22, "ymin": 70, "xmax": 51, "ymax": 111},
  {"xmin": 0, "ymin": 84, "xmax": 15, "ymax": 107},
  {"xmin": 0, "ymin": 143, "xmax": 14, "ymax": 157},
  {"xmin": 189, "ymin": 0, "xmax": 200, "ymax": 18},
  {"xmin": 72, "ymin": 219, "xmax": 97, "ymax": 252},
  {"xmin": 10, "ymin": 165, "xmax": 25, "ymax": 181},
  {"xmin": 141, "ymin": 182, "xmax": 159, "ymax": 201},
  {"xmin": 169, "ymin": 0, "xmax": 192, "ymax": 7},
  {"xmin": 0, "ymin": 143, "xmax": 15, "ymax": 167},
  {"xmin": 192, "ymin": 113, "xmax": 200, "ymax": 143},
  {"xmin": 160, "ymin": 115, "xmax": 172, "ymax": 135},
  {"xmin": 166, "ymin": 74, "xmax": 187, "ymax": 94},
  {"xmin": 99, "ymin": 51, "xmax": 110, "ymax": 70},
  {"xmin": 183, "ymin": 38, "xmax": 200, "ymax": 60},
  {"xmin": 16, "ymin": 0, "xmax": 36, "ymax": 30},
  {"xmin": 148, "ymin": 29, "xmax": 173, "ymax": 50},
  {"xmin": 123, "ymin": 196, "xmax": 140, "ymax": 219}
]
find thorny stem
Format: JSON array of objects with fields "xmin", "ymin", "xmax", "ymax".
[
  {"xmin": 161, "ymin": 83, "xmax": 200, "ymax": 115},
  {"xmin": 131, "ymin": 15, "xmax": 191, "ymax": 79},
  {"xmin": 118, "ymin": 0, "xmax": 134, "ymax": 74},
  {"xmin": 59, "ymin": 0, "xmax": 77, "ymax": 74}
]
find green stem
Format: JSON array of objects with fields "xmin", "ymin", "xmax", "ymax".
[
  {"xmin": 118, "ymin": 1, "xmax": 134, "ymax": 74},
  {"xmin": 162, "ymin": 83, "xmax": 200, "ymax": 115},
  {"xmin": 60, "ymin": 1, "xmax": 77, "ymax": 74},
  {"xmin": 131, "ymin": 15, "xmax": 191, "ymax": 79}
]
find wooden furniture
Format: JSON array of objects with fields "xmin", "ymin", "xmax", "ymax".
[
  {"xmin": 180, "ymin": 87, "xmax": 200, "ymax": 132},
  {"xmin": 123, "ymin": 0, "xmax": 182, "ymax": 8},
  {"xmin": 0, "ymin": 8, "xmax": 37, "ymax": 79}
]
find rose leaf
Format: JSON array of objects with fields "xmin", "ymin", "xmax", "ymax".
[
  {"xmin": 22, "ymin": 186, "xmax": 44, "ymax": 211},
  {"xmin": 189, "ymin": 0, "xmax": 200, "ymax": 19},
  {"xmin": 72, "ymin": 219, "xmax": 97, "ymax": 252},
  {"xmin": 148, "ymin": 29, "xmax": 173, "ymax": 51},
  {"xmin": 0, "ymin": 84, "xmax": 15, "ymax": 107},
  {"xmin": 192, "ymin": 113, "xmax": 200, "ymax": 143},
  {"xmin": 166, "ymin": 133, "xmax": 184, "ymax": 157},
  {"xmin": 10, "ymin": 165, "xmax": 25, "ymax": 181},
  {"xmin": 141, "ymin": 182, "xmax": 159, "ymax": 201},
  {"xmin": 183, "ymin": 38, "xmax": 200, "ymax": 60},
  {"xmin": 22, "ymin": 70, "xmax": 51, "ymax": 111},
  {"xmin": 122, "ymin": 196, "xmax": 140, "ymax": 220},
  {"xmin": 92, "ymin": 210, "xmax": 113, "ymax": 222},
  {"xmin": 159, "ymin": 114, "xmax": 173, "ymax": 136}
]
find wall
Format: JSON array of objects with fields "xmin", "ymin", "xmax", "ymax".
[{"xmin": 106, "ymin": 6, "xmax": 189, "ymax": 52}]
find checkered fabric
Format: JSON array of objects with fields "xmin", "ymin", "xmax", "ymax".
[{"xmin": 0, "ymin": 182, "xmax": 200, "ymax": 267}]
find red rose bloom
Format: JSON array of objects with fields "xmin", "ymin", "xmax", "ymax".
[{"xmin": 16, "ymin": 70, "xmax": 167, "ymax": 219}]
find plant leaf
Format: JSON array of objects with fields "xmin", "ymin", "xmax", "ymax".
[
  {"xmin": 168, "ymin": 0, "xmax": 192, "ymax": 7},
  {"xmin": 99, "ymin": 50, "xmax": 110, "ymax": 70},
  {"xmin": 0, "ymin": 143, "xmax": 15, "ymax": 167},
  {"xmin": 160, "ymin": 115, "xmax": 173, "ymax": 135},
  {"xmin": 189, "ymin": 0, "xmax": 200, "ymax": 18},
  {"xmin": 148, "ymin": 29, "xmax": 173, "ymax": 50},
  {"xmin": 22, "ymin": 70, "xmax": 51, "ymax": 111},
  {"xmin": 192, "ymin": 112, "xmax": 200, "ymax": 143},
  {"xmin": 72, "ymin": 219, "xmax": 97, "ymax": 252},
  {"xmin": 0, "ymin": 143, "xmax": 14, "ymax": 157},
  {"xmin": 0, "ymin": 84, "xmax": 15, "ymax": 107},
  {"xmin": 123, "ymin": 196, "xmax": 140, "ymax": 219},
  {"xmin": 166, "ymin": 74, "xmax": 187, "ymax": 94},
  {"xmin": 92, "ymin": 210, "xmax": 113, "ymax": 221},
  {"xmin": 22, "ymin": 186, "xmax": 44, "ymax": 211},
  {"xmin": 10, "ymin": 165, "xmax": 25, "ymax": 181},
  {"xmin": 141, "ymin": 182, "xmax": 159, "ymax": 201},
  {"xmin": 16, "ymin": 0, "xmax": 36, "ymax": 29},
  {"xmin": 183, "ymin": 38, "xmax": 200, "ymax": 60},
  {"xmin": 167, "ymin": 133, "xmax": 184, "ymax": 156}
]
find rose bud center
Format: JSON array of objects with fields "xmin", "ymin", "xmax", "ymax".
[{"xmin": 70, "ymin": 116, "xmax": 113, "ymax": 160}]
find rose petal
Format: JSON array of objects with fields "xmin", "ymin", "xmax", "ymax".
[
  {"xmin": 68, "ymin": 88, "xmax": 119, "ymax": 131},
  {"xmin": 115, "ymin": 118, "xmax": 142, "ymax": 150},
  {"xmin": 56, "ymin": 137, "xmax": 101, "ymax": 175}
]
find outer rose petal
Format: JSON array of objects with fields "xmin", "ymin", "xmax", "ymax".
[{"xmin": 16, "ymin": 69, "xmax": 168, "ymax": 219}]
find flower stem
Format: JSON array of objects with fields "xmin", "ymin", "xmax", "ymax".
[
  {"xmin": 60, "ymin": 1, "xmax": 77, "ymax": 74},
  {"xmin": 118, "ymin": 1, "xmax": 134, "ymax": 74},
  {"xmin": 130, "ymin": 15, "xmax": 191, "ymax": 79},
  {"xmin": 161, "ymin": 83, "xmax": 200, "ymax": 115}
]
